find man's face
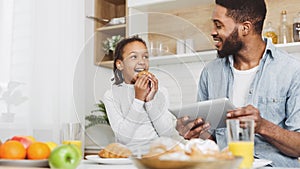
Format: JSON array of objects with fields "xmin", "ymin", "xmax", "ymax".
[{"xmin": 211, "ymin": 5, "xmax": 243, "ymax": 58}]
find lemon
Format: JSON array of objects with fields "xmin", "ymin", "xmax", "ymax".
[
  {"xmin": 45, "ymin": 142, "xmax": 58, "ymax": 151},
  {"xmin": 24, "ymin": 136, "xmax": 36, "ymax": 142}
]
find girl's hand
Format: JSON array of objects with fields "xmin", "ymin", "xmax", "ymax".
[
  {"xmin": 145, "ymin": 73, "xmax": 158, "ymax": 102},
  {"xmin": 134, "ymin": 74, "xmax": 150, "ymax": 101}
]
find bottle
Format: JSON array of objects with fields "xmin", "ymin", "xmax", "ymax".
[
  {"xmin": 279, "ymin": 10, "xmax": 291, "ymax": 44},
  {"xmin": 293, "ymin": 12, "xmax": 300, "ymax": 42},
  {"xmin": 263, "ymin": 21, "xmax": 278, "ymax": 44}
]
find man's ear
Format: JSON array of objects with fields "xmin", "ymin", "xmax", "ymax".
[
  {"xmin": 116, "ymin": 60, "xmax": 124, "ymax": 70},
  {"xmin": 241, "ymin": 21, "xmax": 251, "ymax": 35}
]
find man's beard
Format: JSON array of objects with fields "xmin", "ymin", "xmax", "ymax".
[{"xmin": 217, "ymin": 27, "xmax": 243, "ymax": 58}]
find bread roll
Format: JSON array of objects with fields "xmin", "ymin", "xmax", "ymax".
[{"xmin": 98, "ymin": 143, "xmax": 132, "ymax": 158}]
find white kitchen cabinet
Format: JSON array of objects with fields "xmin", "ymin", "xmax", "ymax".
[{"xmin": 95, "ymin": 0, "xmax": 300, "ymax": 68}]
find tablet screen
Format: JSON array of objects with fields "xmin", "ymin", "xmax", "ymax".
[{"xmin": 169, "ymin": 98, "xmax": 235, "ymax": 129}]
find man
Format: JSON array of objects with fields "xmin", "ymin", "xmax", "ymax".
[{"xmin": 191, "ymin": 0, "xmax": 300, "ymax": 167}]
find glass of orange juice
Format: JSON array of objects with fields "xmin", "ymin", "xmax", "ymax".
[
  {"xmin": 61, "ymin": 122, "xmax": 84, "ymax": 156},
  {"xmin": 226, "ymin": 119, "xmax": 254, "ymax": 169}
]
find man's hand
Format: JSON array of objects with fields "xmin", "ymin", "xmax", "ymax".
[
  {"xmin": 227, "ymin": 105, "xmax": 264, "ymax": 133},
  {"xmin": 176, "ymin": 116, "xmax": 211, "ymax": 139},
  {"xmin": 227, "ymin": 104, "xmax": 300, "ymax": 157}
]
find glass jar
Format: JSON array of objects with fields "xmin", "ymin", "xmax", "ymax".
[
  {"xmin": 279, "ymin": 10, "xmax": 291, "ymax": 44},
  {"xmin": 293, "ymin": 12, "xmax": 300, "ymax": 42},
  {"xmin": 263, "ymin": 21, "xmax": 278, "ymax": 44}
]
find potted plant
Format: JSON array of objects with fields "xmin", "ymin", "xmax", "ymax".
[
  {"xmin": 0, "ymin": 81, "xmax": 28, "ymax": 122},
  {"xmin": 102, "ymin": 35, "xmax": 123, "ymax": 60},
  {"xmin": 85, "ymin": 100, "xmax": 109, "ymax": 128},
  {"xmin": 85, "ymin": 100, "xmax": 114, "ymax": 148}
]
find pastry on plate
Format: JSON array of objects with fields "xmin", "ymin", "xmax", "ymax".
[{"xmin": 98, "ymin": 143, "xmax": 132, "ymax": 158}]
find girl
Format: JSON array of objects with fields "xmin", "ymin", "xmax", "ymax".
[{"xmin": 103, "ymin": 36, "xmax": 185, "ymax": 153}]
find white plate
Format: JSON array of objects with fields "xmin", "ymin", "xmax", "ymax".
[
  {"xmin": 85, "ymin": 146, "xmax": 103, "ymax": 151},
  {"xmin": 85, "ymin": 155, "xmax": 132, "ymax": 165},
  {"xmin": 253, "ymin": 159, "xmax": 272, "ymax": 169},
  {"xmin": 0, "ymin": 159, "xmax": 49, "ymax": 167}
]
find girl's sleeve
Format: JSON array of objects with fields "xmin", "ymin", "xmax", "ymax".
[
  {"xmin": 103, "ymin": 90, "xmax": 153, "ymax": 144},
  {"xmin": 144, "ymin": 87, "xmax": 186, "ymax": 144}
]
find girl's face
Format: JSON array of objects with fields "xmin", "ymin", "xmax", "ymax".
[{"xmin": 116, "ymin": 41, "xmax": 149, "ymax": 84}]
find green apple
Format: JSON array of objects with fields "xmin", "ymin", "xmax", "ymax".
[{"xmin": 48, "ymin": 144, "xmax": 82, "ymax": 169}]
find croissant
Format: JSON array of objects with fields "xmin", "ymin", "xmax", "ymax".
[
  {"xmin": 98, "ymin": 143, "xmax": 132, "ymax": 158},
  {"xmin": 137, "ymin": 70, "xmax": 150, "ymax": 78}
]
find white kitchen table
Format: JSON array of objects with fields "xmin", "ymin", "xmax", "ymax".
[{"xmin": 0, "ymin": 160, "xmax": 299, "ymax": 169}]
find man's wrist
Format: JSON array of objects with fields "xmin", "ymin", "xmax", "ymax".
[{"xmin": 256, "ymin": 118, "xmax": 272, "ymax": 136}]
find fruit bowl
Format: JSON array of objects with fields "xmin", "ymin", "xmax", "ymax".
[{"xmin": 131, "ymin": 156, "xmax": 242, "ymax": 169}]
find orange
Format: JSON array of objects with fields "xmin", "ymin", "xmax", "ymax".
[
  {"xmin": 27, "ymin": 142, "xmax": 51, "ymax": 160},
  {"xmin": 0, "ymin": 140, "xmax": 26, "ymax": 159}
]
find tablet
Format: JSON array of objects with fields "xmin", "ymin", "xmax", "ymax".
[{"xmin": 169, "ymin": 98, "xmax": 235, "ymax": 129}]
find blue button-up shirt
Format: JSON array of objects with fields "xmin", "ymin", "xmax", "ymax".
[{"xmin": 197, "ymin": 39, "xmax": 300, "ymax": 167}]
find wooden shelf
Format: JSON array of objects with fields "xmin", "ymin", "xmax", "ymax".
[
  {"xmin": 97, "ymin": 24, "xmax": 126, "ymax": 32},
  {"xmin": 275, "ymin": 42, "xmax": 300, "ymax": 53},
  {"xmin": 94, "ymin": 0, "xmax": 126, "ymax": 66},
  {"xmin": 149, "ymin": 42, "xmax": 300, "ymax": 66},
  {"xmin": 96, "ymin": 24, "xmax": 126, "ymax": 40},
  {"xmin": 98, "ymin": 61, "xmax": 114, "ymax": 68},
  {"xmin": 105, "ymin": 0, "xmax": 125, "ymax": 5},
  {"xmin": 150, "ymin": 50, "xmax": 217, "ymax": 66},
  {"xmin": 98, "ymin": 42, "xmax": 300, "ymax": 69}
]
